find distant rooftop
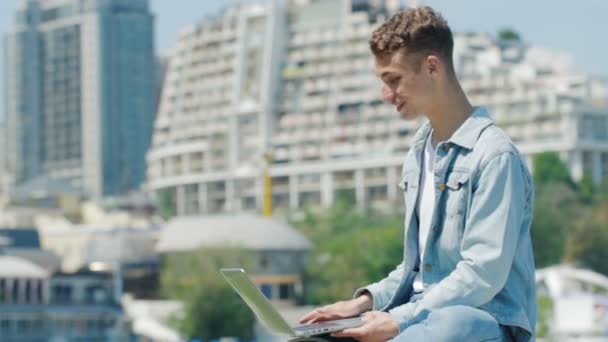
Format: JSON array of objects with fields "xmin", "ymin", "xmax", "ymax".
[
  {"xmin": 537, "ymin": 264, "xmax": 608, "ymax": 298},
  {"xmin": 156, "ymin": 214, "xmax": 313, "ymax": 253},
  {"xmin": 0, "ymin": 255, "xmax": 49, "ymax": 278},
  {"xmin": 0, "ymin": 228, "xmax": 40, "ymax": 248},
  {"xmin": 10, "ymin": 175, "xmax": 83, "ymax": 203}
]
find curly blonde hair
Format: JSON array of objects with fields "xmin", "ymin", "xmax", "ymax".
[{"xmin": 369, "ymin": 6, "xmax": 453, "ymax": 71}]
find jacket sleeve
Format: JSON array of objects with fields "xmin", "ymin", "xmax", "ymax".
[
  {"xmin": 353, "ymin": 262, "xmax": 407, "ymax": 311},
  {"xmin": 387, "ymin": 151, "xmax": 532, "ymax": 332}
]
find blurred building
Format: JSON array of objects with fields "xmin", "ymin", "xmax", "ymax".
[
  {"xmin": 269, "ymin": 0, "xmax": 403, "ymax": 211},
  {"xmin": 154, "ymin": 55, "xmax": 170, "ymax": 121},
  {"xmin": 0, "ymin": 228, "xmax": 61, "ymax": 273},
  {"xmin": 4, "ymin": 0, "xmax": 156, "ymax": 198},
  {"xmin": 148, "ymin": 0, "xmax": 400, "ymax": 215},
  {"xmin": 156, "ymin": 214, "xmax": 312, "ymax": 305},
  {"xmin": 0, "ymin": 121, "xmax": 7, "ymax": 198},
  {"xmin": 536, "ymin": 265, "xmax": 608, "ymax": 338},
  {"xmin": 455, "ymin": 33, "xmax": 608, "ymax": 184},
  {"xmin": 0, "ymin": 121, "xmax": 10, "ymax": 207},
  {"xmin": 148, "ymin": 0, "xmax": 608, "ymax": 216},
  {"xmin": 0, "ymin": 256, "xmax": 132, "ymax": 341},
  {"xmin": 38, "ymin": 223, "xmax": 161, "ymax": 299},
  {"xmin": 147, "ymin": 0, "xmax": 286, "ymax": 214},
  {"xmin": 121, "ymin": 295, "xmax": 182, "ymax": 342},
  {"xmin": 9, "ymin": 176, "xmax": 84, "ymax": 216}
]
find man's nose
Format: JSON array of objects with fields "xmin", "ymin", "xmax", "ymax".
[{"xmin": 381, "ymin": 84, "xmax": 396, "ymax": 104}]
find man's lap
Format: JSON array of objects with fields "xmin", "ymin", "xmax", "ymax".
[
  {"xmin": 289, "ymin": 306, "xmax": 509, "ymax": 342},
  {"xmin": 393, "ymin": 305, "xmax": 506, "ymax": 342}
]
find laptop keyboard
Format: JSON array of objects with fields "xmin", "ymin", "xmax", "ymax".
[{"xmin": 294, "ymin": 322, "xmax": 339, "ymax": 332}]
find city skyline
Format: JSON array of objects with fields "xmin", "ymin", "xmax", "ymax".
[
  {"xmin": 1, "ymin": 0, "xmax": 607, "ymax": 122},
  {"xmin": 147, "ymin": 0, "xmax": 608, "ymax": 216},
  {"xmin": 3, "ymin": 0, "xmax": 156, "ymax": 197}
]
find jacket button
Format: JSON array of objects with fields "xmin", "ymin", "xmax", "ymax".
[
  {"xmin": 437, "ymin": 183, "xmax": 446, "ymax": 191},
  {"xmin": 424, "ymin": 264, "xmax": 432, "ymax": 272}
]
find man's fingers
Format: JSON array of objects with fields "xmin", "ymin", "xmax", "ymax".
[
  {"xmin": 299, "ymin": 313, "xmax": 318, "ymax": 324},
  {"xmin": 361, "ymin": 311, "xmax": 376, "ymax": 321},
  {"xmin": 299, "ymin": 308, "xmax": 324, "ymax": 323},
  {"xmin": 332, "ymin": 326, "xmax": 366, "ymax": 338},
  {"xmin": 304, "ymin": 316, "xmax": 322, "ymax": 324},
  {"xmin": 309, "ymin": 312, "xmax": 335, "ymax": 324},
  {"xmin": 299, "ymin": 313, "xmax": 314, "ymax": 324}
]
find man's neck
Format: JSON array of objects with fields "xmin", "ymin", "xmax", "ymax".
[{"xmin": 425, "ymin": 81, "xmax": 473, "ymax": 146}]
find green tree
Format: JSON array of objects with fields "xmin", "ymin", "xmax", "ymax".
[
  {"xmin": 180, "ymin": 286, "xmax": 255, "ymax": 341},
  {"xmin": 530, "ymin": 152, "xmax": 583, "ymax": 268},
  {"xmin": 161, "ymin": 248, "xmax": 256, "ymax": 341},
  {"xmin": 579, "ymin": 173, "xmax": 595, "ymax": 202},
  {"xmin": 598, "ymin": 177, "xmax": 608, "ymax": 200},
  {"xmin": 498, "ymin": 28, "xmax": 521, "ymax": 41},
  {"xmin": 532, "ymin": 152, "xmax": 574, "ymax": 188},
  {"xmin": 291, "ymin": 200, "xmax": 404, "ymax": 304},
  {"xmin": 536, "ymin": 295, "xmax": 554, "ymax": 338},
  {"xmin": 157, "ymin": 188, "xmax": 176, "ymax": 219},
  {"xmin": 565, "ymin": 201, "xmax": 608, "ymax": 275},
  {"xmin": 531, "ymin": 182, "xmax": 582, "ymax": 268}
]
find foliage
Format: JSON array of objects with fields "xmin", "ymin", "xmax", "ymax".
[
  {"xmin": 580, "ymin": 173, "xmax": 595, "ymax": 202},
  {"xmin": 531, "ymin": 181, "xmax": 582, "ymax": 268},
  {"xmin": 536, "ymin": 295, "xmax": 554, "ymax": 338},
  {"xmin": 498, "ymin": 28, "xmax": 521, "ymax": 42},
  {"xmin": 160, "ymin": 248, "xmax": 256, "ymax": 341},
  {"xmin": 532, "ymin": 152, "xmax": 574, "ymax": 188},
  {"xmin": 157, "ymin": 188, "xmax": 176, "ymax": 220},
  {"xmin": 565, "ymin": 201, "xmax": 608, "ymax": 275},
  {"xmin": 530, "ymin": 152, "xmax": 590, "ymax": 268},
  {"xmin": 291, "ymin": 196, "xmax": 404, "ymax": 304}
]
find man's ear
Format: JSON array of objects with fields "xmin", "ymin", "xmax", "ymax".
[{"xmin": 425, "ymin": 55, "xmax": 440, "ymax": 76}]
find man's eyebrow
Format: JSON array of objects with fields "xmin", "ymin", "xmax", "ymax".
[{"xmin": 376, "ymin": 71, "xmax": 395, "ymax": 79}]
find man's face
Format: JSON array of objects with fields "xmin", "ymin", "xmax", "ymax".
[{"xmin": 375, "ymin": 51, "xmax": 434, "ymax": 120}]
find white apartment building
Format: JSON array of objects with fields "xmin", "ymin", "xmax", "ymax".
[
  {"xmin": 455, "ymin": 33, "xmax": 608, "ymax": 183},
  {"xmin": 147, "ymin": 0, "xmax": 608, "ymax": 216},
  {"xmin": 147, "ymin": 1, "xmax": 286, "ymax": 214}
]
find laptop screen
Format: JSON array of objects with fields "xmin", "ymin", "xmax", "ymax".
[{"xmin": 220, "ymin": 268, "xmax": 294, "ymax": 336}]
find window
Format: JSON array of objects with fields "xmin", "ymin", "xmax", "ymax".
[
  {"xmin": 12, "ymin": 281, "xmax": 18, "ymax": 302},
  {"xmin": 260, "ymin": 256, "xmax": 269, "ymax": 269},
  {"xmin": 37, "ymin": 280, "xmax": 43, "ymax": 302},
  {"xmin": 260, "ymin": 284, "xmax": 272, "ymax": 299},
  {"xmin": 16, "ymin": 319, "xmax": 28, "ymax": 333},
  {"xmin": 24, "ymin": 280, "xmax": 31, "ymax": 303},
  {"xmin": 602, "ymin": 153, "xmax": 608, "ymax": 182},
  {"xmin": 85, "ymin": 285, "xmax": 103, "ymax": 304},
  {"xmin": 0, "ymin": 319, "xmax": 10, "ymax": 333},
  {"xmin": 582, "ymin": 151, "xmax": 593, "ymax": 178},
  {"xmin": 279, "ymin": 283, "xmax": 292, "ymax": 300},
  {"xmin": 52, "ymin": 284, "xmax": 73, "ymax": 303},
  {"xmin": 0, "ymin": 279, "xmax": 5, "ymax": 302}
]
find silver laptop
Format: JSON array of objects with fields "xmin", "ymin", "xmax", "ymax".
[{"xmin": 220, "ymin": 268, "xmax": 364, "ymax": 337}]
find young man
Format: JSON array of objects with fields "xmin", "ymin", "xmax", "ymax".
[{"xmin": 300, "ymin": 6, "xmax": 536, "ymax": 342}]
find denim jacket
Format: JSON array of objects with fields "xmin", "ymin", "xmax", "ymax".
[{"xmin": 354, "ymin": 107, "xmax": 536, "ymax": 341}]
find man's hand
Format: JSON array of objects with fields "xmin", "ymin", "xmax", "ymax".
[
  {"xmin": 299, "ymin": 293, "xmax": 373, "ymax": 324},
  {"xmin": 331, "ymin": 311, "xmax": 400, "ymax": 342}
]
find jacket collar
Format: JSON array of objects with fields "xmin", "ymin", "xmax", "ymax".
[{"xmin": 410, "ymin": 106, "xmax": 494, "ymax": 151}]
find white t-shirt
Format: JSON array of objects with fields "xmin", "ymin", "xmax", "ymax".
[{"xmin": 413, "ymin": 131, "xmax": 436, "ymax": 293}]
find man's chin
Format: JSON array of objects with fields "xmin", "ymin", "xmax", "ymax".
[{"xmin": 399, "ymin": 110, "xmax": 419, "ymax": 121}]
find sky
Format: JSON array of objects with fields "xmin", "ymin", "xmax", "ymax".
[{"xmin": 0, "ymin": 0, "xmax": 607, "ymax": 122}]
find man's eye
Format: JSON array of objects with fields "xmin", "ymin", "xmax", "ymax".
[{"xmin": 387, "ymin": 78, "xmax": 399, "ymax": 86}]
